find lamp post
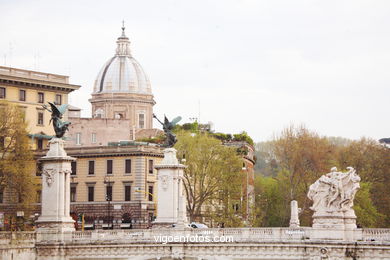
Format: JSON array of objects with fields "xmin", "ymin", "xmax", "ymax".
[{"xmin": 104, "ymin": 176, "xmax": 112, "ymax": 229}]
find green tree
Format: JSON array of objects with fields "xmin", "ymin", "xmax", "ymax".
[
  {"xmin": 337, "ymin": 138, "xmax": 390, "ymax": 227},
  {"xmin": 253, "ymin": 126, "xmax": 385, "ymax": 227},
  {"xmin": 174, "ymin": 132, "xmax": 243, "ymax": 225},
  {"xmin": 252, "ymin": 175, "xmax": 288, "ymax": 227},
  {"xmin": 0, "ymin": 101, "xmax": 37, "ymax": 228},
  {"xmin": 270, "ymin": 125, "xmax": 335, "ymax": 225},
  {"xmin": 354, "ymin": 182, "xmax": 384, "ymax": 227},
  {"xmin": 233, "ymin": 131, "xmax": 254, "ymax": 146}
]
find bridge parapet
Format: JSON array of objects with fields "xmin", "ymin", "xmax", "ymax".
[
  {"xmin": 363, "ymin": 228, "xmax": 390, "ymax": 241},
  {"xmin": 1, "ymin": 228, "xmax": 390, "ymax": 245}
]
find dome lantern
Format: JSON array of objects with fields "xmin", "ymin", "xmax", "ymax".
[{"xmin": 116, "ymin": 23, "xmax": 131, "ymax": 57}]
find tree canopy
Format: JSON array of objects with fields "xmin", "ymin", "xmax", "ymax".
[
  {"xmin": 0, "ymin": 101, "xmax": 37, "ymax": 228},
  {"xmin": 174, "ymin": 132, "xmax": 244, "ymax": 226},
  {"xmin": 253, "ymin": 125, "xmax": 388, "ymax": 227}
]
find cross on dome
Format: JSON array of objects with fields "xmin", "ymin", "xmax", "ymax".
[{"xmin": 121, "ymin": 20, "xmax": 126, "ymax": 37}]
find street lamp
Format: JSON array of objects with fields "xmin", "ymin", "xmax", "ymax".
[{"xmin": 104, "ymin": 176, "xmax": 112, "ymax": 229}]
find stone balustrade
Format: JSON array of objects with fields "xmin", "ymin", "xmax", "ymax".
[
  {"xmin": 362, "ymin": 228, "xmax": 390, "ymax": 241},
  {"xmin": 0, "ymin": 66, "xmax": 69, "ymax": 83},
  {"xmin": 1, "ymin": 227, "xmax": 390, "ymax": 245}
]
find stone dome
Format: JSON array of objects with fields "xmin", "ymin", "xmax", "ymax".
[{"xmin": 93, "ymin": 27, "xmax": 152, "ymax": 95}]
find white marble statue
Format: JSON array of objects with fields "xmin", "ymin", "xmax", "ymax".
[{"xmin": 308, "ymin": 167, "xmax": 360, "ymax": 214}]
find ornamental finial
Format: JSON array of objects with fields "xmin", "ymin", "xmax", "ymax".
[
  {"xmin": 116, "ymin": 20, "xmax": 131, "ymax": 56},
  {"xmin": 121, "ymin": 20, "xmax": 126, "ymax": 37}
]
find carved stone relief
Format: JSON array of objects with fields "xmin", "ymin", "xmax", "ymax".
[{"xmin": 42, "ymin": 168, "xmax": 56, "ymax": 187}]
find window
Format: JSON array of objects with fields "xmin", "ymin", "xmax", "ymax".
[
  {"xmin": 36, "ymin": 162, "xmax": 43, "ymax": 176},
  {"xmin": 38, "ymin": 92, "xmax": 44, "ymax": 103},
  {"xmin": 88, "ymin": 161, "xmax": 95, "ymax": 175},
  {"xmin": 106, "ymin": 185, "xmax": 112, "ymax": 201},
  {"xmin": 88, "ymin": 186, "xmax": 94, "ymax": 202},
  {"xmin": 0, "ymin": 136, "xmax": 4, "ymax": 149},
  {"xmin": 37, "ymin": 111, "xmax": 44, "ymax": 125},
  {"xmin": 70, "ymin": 186, "xmax": 76, "ymax": 202},
  {"xmin": 71, "ymin": 161, "xmax": 77, "ymax": 175},
  {"xmin": 107, "ymin": 160, "xmax": 113, "ymax": 175},
  {"xmin": 114, "ymin": 113, "xmax": 123, "ymax": 119},
  {"xmin": 138, "ymin": 114, "xmax": 145, "ymax": 128},
  {"xmin": 19, "ymin": 90, "xmax": 26, "ymax": 101},
  {"xmin": 20, "ymin": 107, "xmax": 26, "ymax": 122},
  {"xmin": 55, "ymin": 94, "xmax": 62, "ymax": 105},
  {"xmin": 0, "ymin": 87, "xmax": 5, "ymax": 99},
  {"xmin": 76, "ymin": 133, "xmax": 81, "ymax": 145},
  {"xmin": 125, "ymin": 159, "xmax": 131, "ymax": 174},
  {"xmin": 36, "ymin": 190, "xmax": 42, "ymax": 203},
  {"xmin": 91, "ymin": 133, "xmax": 96, "ymax": 144},
  {"xmin": 94, "ymin": 108, "xmax": 104, "ymax": 118},
  {"xmin": 148, "ymin": 160, "xmax": 154, "ymax": 174},
  {"xmin": 125, "ymin": 185, "xmax": 131, "ymax": 201},
  {"xmin": 0, "ymin": 189, "xmax": 3, "ymax": 203},
  {"xmin": 37, "ymin": 139, "xmax": 43, "ymax": 150},
  {"xmin": 149, "ymin": 212, "xmax": 154, "ymax": 222},
  {"xmin": 148, "ymin": 185, "xmax": 153, "ymax": 202}
]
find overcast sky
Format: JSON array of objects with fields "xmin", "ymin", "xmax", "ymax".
[{"xmin": 1, "ymin": 0, "xmax": 389, "ymax": 142}]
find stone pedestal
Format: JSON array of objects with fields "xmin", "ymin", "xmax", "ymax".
[
  {"xmin": 36, "ymin": 138, "xmax": 75, "ymax": 232},
  {"xmin": 311, "ymin": 209, "xmax": 361, "ymax": 240},
  {"xmin": 153, "ymin": 148, "xmax": 188, "ymax": 228},
  {"xmin": 289, "ymin": 200, "xmax": 300, "ymax": 228}
]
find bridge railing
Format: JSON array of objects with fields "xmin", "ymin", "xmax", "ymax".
[
  {"xmin": 36, "ymin": 227, "xmax": 311, "ymax": 243},
  {"xmin": 0, "ymin": 231, "xmax": 36, "ymax": 245},
  {"xmin": 1, "ymin": 228, "xmax": 390, "ymax": 244},
  {"xmin": 362, "ymin": 228, "xmax": 390, "ymax": 241}
]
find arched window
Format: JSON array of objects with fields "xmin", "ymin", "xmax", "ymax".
[{"xmin": 94, "ymin": 108, "xmax": 104, "ymax": 118}]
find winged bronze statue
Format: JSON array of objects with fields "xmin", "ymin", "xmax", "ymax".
[
  {"xmin": 153, "ymin": 114, "xmax": 182, "ymax": 147},
  {"xmin": 42, "ymin": 102, "xmax": 71, "ymax": 138}
]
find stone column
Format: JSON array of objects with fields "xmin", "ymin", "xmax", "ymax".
[
  {"xmin": 289, "ymin": 200, "xmax": 300, "ymax": 228},
  {"xmin": 36, "ymin": 138, "xmax": 75, "ymax": 232},
  {"xmin": 153, "ymin": 148, "xmax": 188, "ymax": 228}
]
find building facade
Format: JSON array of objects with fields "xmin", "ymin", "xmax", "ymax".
[
  {"xmin": 0, "ymin": 66, "xmax": 80, "ymax": 229},
  {"xmin": 0, "ymin": 66, "xmax": 80, "ymax": 150},
  {"xmin": 34, "ymin": 144, "xmax": 163, "ymax": 229}
]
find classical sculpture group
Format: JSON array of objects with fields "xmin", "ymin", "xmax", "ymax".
[{"xmin": 308, "ymin": 167, "xmax": 360, "ymax": 214}]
